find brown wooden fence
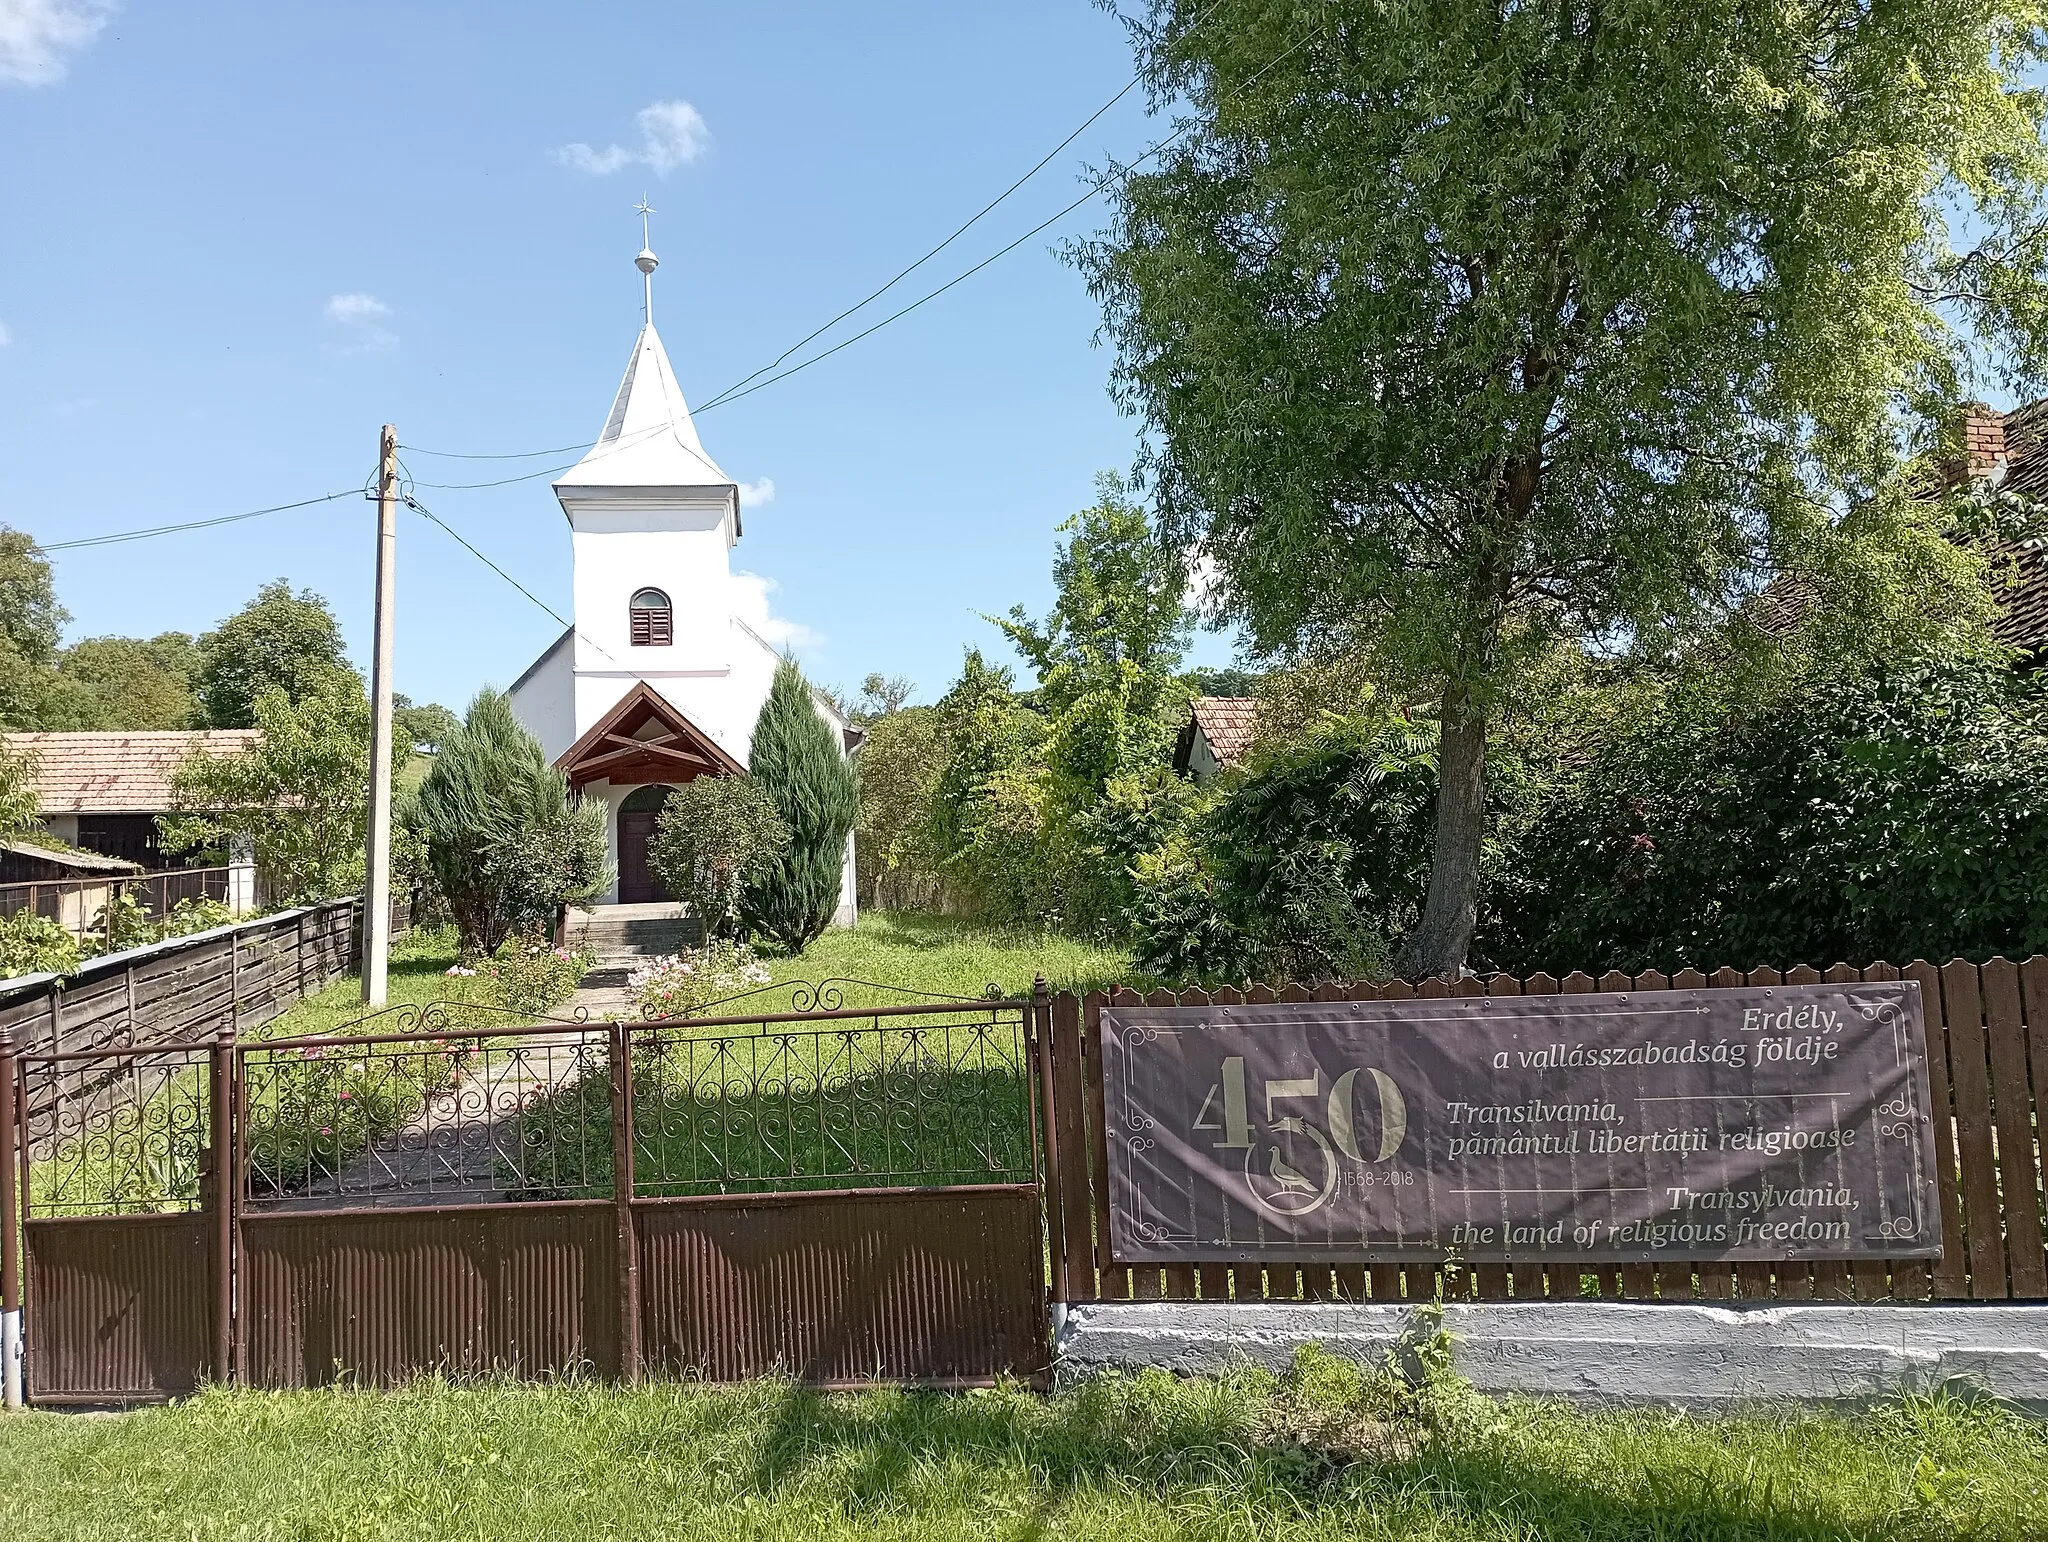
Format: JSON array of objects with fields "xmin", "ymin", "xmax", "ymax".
[
  {"xmin": 0, "ymin": 897, "xmax": 406, "ymax": 1150},
  {"xmin": 1037, "ymin": 960, "xmax": 2048, "ymax": 1305}
]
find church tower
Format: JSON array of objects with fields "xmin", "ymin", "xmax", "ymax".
[{"xmin": 505, "ymin": 211, "xmax": 854, "ymax": 916}]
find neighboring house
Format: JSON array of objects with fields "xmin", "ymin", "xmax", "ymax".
[
  {"xmin": 1173, "ymin": 697, "xmax": 1259, "ymax": 784},
  {"xmin": 2, "ymin": 729, "xmax": 261, "ymax": 912},
  {"xmin": 1754, "ymin": 401, "xmax": 2048, "ymax": 653},
  {"xmin": 504, "ymin": 228, "xmax": 856, "ymax": 920}
]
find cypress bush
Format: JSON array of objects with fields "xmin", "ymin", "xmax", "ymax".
[
  {"xmin": 415, "ymin": 690, "xmax": 610, "ymax": 954},
  {"xmin": 740, "ymin": 661, "xmax": 859, "ymax": 954}
]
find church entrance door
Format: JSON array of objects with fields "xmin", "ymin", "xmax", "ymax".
[{"xmin": 617, "ymin": 784, "xmax": 678, "ymax": 903}]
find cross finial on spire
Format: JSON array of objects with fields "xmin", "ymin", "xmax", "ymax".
[{"xmin": 632, "ymin": 197, "xmax": 659, "ymax": 325}]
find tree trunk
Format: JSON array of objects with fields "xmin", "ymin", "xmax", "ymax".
[{"xmin": 1398, "ymin": 707, "xmax": 1488, "ymax": 981}]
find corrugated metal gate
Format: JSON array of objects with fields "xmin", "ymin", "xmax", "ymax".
[{"xmin": 2, "ymin": 986, "xmax": 1050, "ymax": 1402}]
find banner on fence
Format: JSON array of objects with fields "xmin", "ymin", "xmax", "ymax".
[{"xmin": 1099, "ymin": 983, "xmax": 1941, "ymax": 1263}]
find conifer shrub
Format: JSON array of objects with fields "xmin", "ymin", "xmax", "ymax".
[
  {"xmin": 415, "ymin": 691, "xmax": 610, "ymax": 954},
  {"xmin": 740, "ymin": 661, "xmax": 859, "ymax": 955}
]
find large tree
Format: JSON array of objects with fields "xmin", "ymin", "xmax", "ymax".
[
  {"xmin": 1082, "ymin": 1, "xmax": 2048, "ymax": 974},
  {"xmin": 194, "ymin": 580, "xmax": 358, "ymax": 728}
]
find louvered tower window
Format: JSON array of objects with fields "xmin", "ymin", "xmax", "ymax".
[{"xmin": 629, "ymin": 588, "xmax": 672, "ymax": 646}]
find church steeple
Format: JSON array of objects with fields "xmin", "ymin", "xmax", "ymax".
[{"xmin": 553, "ymin": 205, "xmax": 735, "ymax": 499}]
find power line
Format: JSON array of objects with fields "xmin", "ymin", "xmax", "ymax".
[
  {"xmin": 43, "ymin": 490, "xmax": 366, "ymax": 552},
  {"xmin": 701, "ymin": 72, "xmax": 1145, "ymax": 408},
  {"xmin": 400, "ymin": 494, "xmax": 631, "ymax": 670},
  {"xmin": 401, "ymin": 495, "xmax": 572, "ymax": 632}
]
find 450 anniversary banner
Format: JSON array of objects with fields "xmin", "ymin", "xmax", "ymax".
[{"xmin": 1098, "ymin": 984, "xmax": 1941, "ymax": 1263}]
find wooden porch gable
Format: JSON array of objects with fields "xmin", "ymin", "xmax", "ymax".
[{"xmin": 554, "ymin": 682, "xmax": 744, "ymax": 789}]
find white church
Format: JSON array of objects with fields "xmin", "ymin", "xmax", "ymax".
[{"xmin": 506, "ymin": 225, "xmax": 856, "ymax": 921}]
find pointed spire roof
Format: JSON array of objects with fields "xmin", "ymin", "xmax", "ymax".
[{"xmin": 554, "ymin": 321, "xmax": 732, "ymax": 491}]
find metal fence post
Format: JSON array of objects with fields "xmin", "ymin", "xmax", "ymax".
[
  {"xmin": 1, "ymin": 1025, "xmax": 23, "ymax": 1410},
  {"xmin": 207, "ymin": 1025, "xmax": 235, "ymax": 1386},
  {"xmin": 609, "ymin": 1021, "xmax": 642, "ymax": 1382}
]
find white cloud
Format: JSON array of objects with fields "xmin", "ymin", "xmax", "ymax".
[
  {"xmin": 0, "ymin": 320, "xmax": 11, "ymax": 346},
  {"xmin": 1186, "ymin": 547, "xmax": 1226, "ymax": 619},
  {"xmin": 0, "ymin": 0, "xmax": 111, "ymax": 86},
  {"xmin": 556, "ymin": 98, "xmax": 709, "ymax": 178},
  {"xmin": 323, "ymin": 292, "xmax": 396, "ymax": 353},
  {"xmin": 736, "ymin": 477, "xmax": 775, "ymax": 510},
  {"xmin": 325, "ymin": 292, "xmax": 389, "ymax": 323},
  {"xmin": 731, "ymin": 570, "xmax": 820, "ymax": 652}
]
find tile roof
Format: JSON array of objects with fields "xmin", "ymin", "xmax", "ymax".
[
  {"xmin": 1752, "ymin": 399, "xmax": 2048, "ymax": 655},
  {"xmin": 4, "ymin": 730, "xmax": 260, "ymax": 814},
  {"xmin": 1181, "ymin": 697, "xmax": 1259, "ymax": 771}
]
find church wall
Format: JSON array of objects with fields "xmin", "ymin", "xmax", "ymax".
[
  {"xmin": 505, "ymin": 636, "xmax": 577, "ymax": 764},
  {"xmin": 570, "ymin": 504, "xmax": 734, "ymax": 677}
]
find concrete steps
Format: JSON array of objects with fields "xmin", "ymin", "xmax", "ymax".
[{"xmin": 565, "ymin": 904, "xmax": 703, "ymax": 1002}]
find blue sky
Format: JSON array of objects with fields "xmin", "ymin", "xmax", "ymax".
[{"xmin": 1, "ymin": 0, "xmax": 1237, "ymax": 712}]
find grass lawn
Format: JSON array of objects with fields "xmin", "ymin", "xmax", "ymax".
[
  {"xmin": 753, "ymin": 909, "xmax": 1137, "ymax": 1008},
  {"xmin": 0, "ymin": 1360, "xmax": 2041, "ymax": 1540}
]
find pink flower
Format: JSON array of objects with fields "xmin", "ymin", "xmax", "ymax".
[
  {"xmin": 318, "ymin": 1126, "xmax": 332, "ymax": 1135},
  {"xmin": 338, "ymin": 1091, "xmax": 352, "ymax": 1101}
]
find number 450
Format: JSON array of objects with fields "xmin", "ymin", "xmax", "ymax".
[{"xmin": 1192, "ymin": 1056, "xmax": 1407, "ymax": 1163}]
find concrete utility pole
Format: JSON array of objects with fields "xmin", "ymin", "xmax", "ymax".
[{"xmin": 362, "ymin": 423, "xmax": 398, "ymax": 1007}]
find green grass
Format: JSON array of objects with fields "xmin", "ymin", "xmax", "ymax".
[
  {"xmin": 753, "ymin": 909, "xmax": 1137, "ymax": 1009},
  {"xmin": 258, "ymin": 924, "xmax": 479, "ymax": 1039},
  {"xmin": 0, "ymin": 1359, "xmax": 2042, "ymax": 1540}
]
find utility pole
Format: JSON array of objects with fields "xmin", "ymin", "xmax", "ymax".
[{"xmin": 362, "ymin": 423, "xmax": 397, "ymax": 1007}]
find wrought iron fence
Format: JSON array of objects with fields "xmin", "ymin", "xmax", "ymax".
[{"xmin": 14, "ymin": 985, "xmax": 1039, "ymax": 1218}]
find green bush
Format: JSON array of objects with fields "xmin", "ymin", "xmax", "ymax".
[
  {"xmin": 741, "ymin": 661, "xmax": 859, "ymax": 954},
  {"xmin": 416, "ymin": 691, "xmax": 610, "ymax": 953},
  {"xmin": 84, "ymin": 889, "xmax": 155, "ymax": 956},
  {"xmin": 0, "ymin": 909, "xmax": 80, "ymax": 978},
  {"xmin": 1132, "ymin": 716, "xmax": 1439, "ymax": 983},
  {"xmin": 649, "ymin": 776, "xmax": 788, "ymax": 939},
  {"xmin": 1492, "ymin": 656, "xmax": 2048, "ymax": 973},
  {"xmin": 159, "ymin": 895, "xmax": 234, "ymax": 938}
]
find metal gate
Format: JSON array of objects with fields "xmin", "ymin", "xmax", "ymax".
[{"xmin": 1, "ymin": 984, "xmax": 1050, "ymax": 1403}]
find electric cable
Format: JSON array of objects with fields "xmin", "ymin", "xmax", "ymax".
[{"xmin": 43, "ymin": 490, "xmax": 366, "ymax": 552}]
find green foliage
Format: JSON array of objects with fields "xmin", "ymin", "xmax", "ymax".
[
  {"xmin": 37, "ymin": 632, "xmax": 200, "ymax": 731},
  {"xmin": 1080, "ymin": 0, "xmax": 2048, "ymax": 973},
  {"xmin": 649, "ymin": 776, "xmax": 790, "ymax": 938},
  {"xmin": 1185, "ymin": 666, "xmax": 1259, "ymax": 699},
  {"xmin": 0, "ymin": 737, "xmax": 41, "ymax": 844},
  {"xmin": 482, "ymin": 932, "xmax": 592, "ymax": 1019},
  {"xmin": 923, "ymin": 651, "xmax": 1046, "ymax": 919},
  {"xmin": 163, "ymin": 685, "xmax": 374, "ymax": 906},
  {"xmin": 194, "ymin": 580, "xmax": 359, "ymax": 729},
  {"xmin": 1495, "ymin": 656, "xmax": 2048, "ymax": 973},
  {"xmin": 392, "ymin": 695, "xmax": 461, "ymax": 755},
  {"xmin": 740, "ymin": 661, "xmax": 859, "ymax": 955},
  {"xmin": 0, "ymin": 525, "xmax": 64, "ymax": 668},
  {"xmin": 85, "ymin": 890, "xmax": 156, "ymax": 956},
  {"xmin": 3, "ymin": 1367, "xmax": 2046, "ymax": 1540},
  {"xmin": 853, "ymin": 704, "xmax": 948, "ymax": 909},
  {"xmin": 994, "ymin": 473, "xmax": 1191, "ymax": 803},
  {"xmin": 0, "ymin": 910, "xmax": 80, "ymax": 979},
  {"xmin": 627, "ymin": 939, "xmax": 773, "ymax": 1019},
  {"xmin": 1134, "ymin": 717, "xmax": 1441, "ymax": 983},
  {"xmin": 158, "ymin": 895, "xmax": 234, "ymax": 938},
  {"xmin": 415, "ymin": 691, "xmax": 611, "ymax": 955}
]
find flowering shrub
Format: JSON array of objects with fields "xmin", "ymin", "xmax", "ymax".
[
  {"xmin": 443, "ymin": 930, "xmax": 592, "ymax": 1019},
  {"xmin": 629, "ymin": 940, "xmax": 771, "ymax": 1019}
]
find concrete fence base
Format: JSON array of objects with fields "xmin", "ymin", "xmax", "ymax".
[{"xmin": 1054, "ymin": 1300, "xmax": 2048, "ymax": 1412}]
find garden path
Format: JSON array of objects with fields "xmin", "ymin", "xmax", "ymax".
[{"xmin": 257, "ymin": 906, "xmax": 691, "ymax": 1210}]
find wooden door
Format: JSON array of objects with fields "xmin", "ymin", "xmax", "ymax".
[{"xmin": 616, "ymin": 809, "xmax": 668, "ymax": 903}]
